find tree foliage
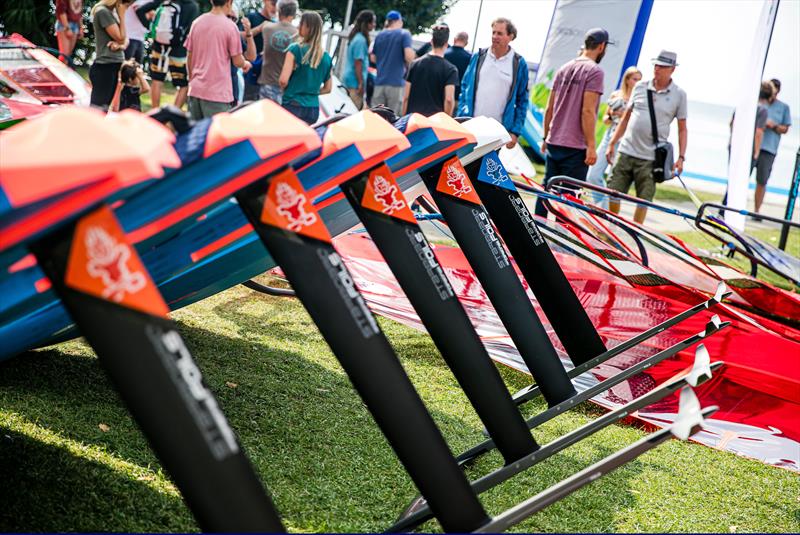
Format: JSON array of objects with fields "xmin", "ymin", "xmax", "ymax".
[
  {"xmin": 0, "ymin": 0, "xmax": 58, "ymax": 49},
  {"xmin": 300, "ymin": 0, "xmax": 456, "ymax": 34}
]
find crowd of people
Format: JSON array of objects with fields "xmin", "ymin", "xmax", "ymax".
[
  {"xmin": 58, "ymin": 2, "xmax": 791, "ymax": 215},
  {"xmin": 77, "ymin": 0, "xmax": 332, "ymax": 124}
]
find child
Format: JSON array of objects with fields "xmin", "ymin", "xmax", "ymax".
[{"xmin": 111, "ymin": 59, "xmax": 150, "ymax": 111}]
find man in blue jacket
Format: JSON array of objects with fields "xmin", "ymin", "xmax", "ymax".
[{"xmin": 457, "ymin": 18, "xmax": 528, "ymax": 148}]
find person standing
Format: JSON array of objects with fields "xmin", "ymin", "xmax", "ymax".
[
  {"xmin": 139, "ymin": 0, "xmax": 199, "ymax": 109},
  {"xmin": 444, "ymin": 31, "xmax": 470, "ymax": 101},
  {"xmin": 342, "ymin": 10, "xmax": 376, "ymax": 110},
  {"xmin": 89, "ymin": 0, "xmax": 129, "ymax": 109},
  {"xmin": 257, "ymin": 0, "xmax": 298, "ymax": 104},
  {"xmin": 242, "ymin": 0, "xmax": 278, "ymax": 101},
  {"xmin": 457, "ymin": 18, "xmax": 529, "ymax": 149},
  {"xmin": 124, "ymin": 0, "xmax": 148, "ymax": 63},
  {"xmin": 278, "ymin": 11, "xmax": 332, "ymax": 125},
  {"xmin": 402, "ymin": 24, "xmax": 458, "ymax": 116},
  {"xmin": 183, "ymin": 0, "xmax": 250, "ymax": 119},
  {"xmin": 755, "ymin": 78, "xmax": 793, "ymax": 213},
  {"xmin": 606, "ymin": 50, "xmax": 688, "ymax": 224},
  {"xmin": 534, "ymin": 28, "xmax": 608, "ymax": 217},
  {"xmin": 586, "ymin": 66, "xmax": 642, "ymax": 208},
  {"xmin": 55, "ymin": 0, "xmax": 84, "ymax": 65},
  {"xmin": 229, "ymin": 7, "xmax": 257, "ymax": 106},
  {"xmin": 370, "ymin": 10, "xmax": 414, "ymax": 114}
]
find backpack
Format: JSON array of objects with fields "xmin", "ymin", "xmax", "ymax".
[{"xmin": 147, "ymin": 0, "xmax": 182, "ymax": 46}]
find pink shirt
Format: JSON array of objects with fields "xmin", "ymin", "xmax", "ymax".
[
  {"xmin": 545, "ymin": 57, "xmax": 604, "ymax": 149},
  {"xmin": 184, "ymin": 13, "xmax": 242, "ymax": 103}
]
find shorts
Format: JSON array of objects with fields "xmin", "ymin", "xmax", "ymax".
[
  {"xmin": 149, "ymin": 43, "xmax": 188, "ymax": 87},
  {"xmin": 372, "ymin": 84, "xmax": 404, "ymax": 114},
  {"xmin": 282, "ymin": 102, "xmax": 319, "ymax": 125},
  {"xmin": 55, "ymin": 21, "xmax": 80, "ymax": 34},
  {"xmin": 346, "ymin": 87, "xmax": 364, "ymax": 110},
  {"xmin": 607, "ymin": 152, "xmax": 656, "ymax": 201},
  {"xmin": 755, "ymin": 150, "xmax": 776, "ymax": 186},
  {"xmin": 125, "ymin": 38, "xmax": 145, "ymax": 64},
  {"xmin": 188, "ymin": 96, "xmax": 230, "ymax": 120},
  {"xmin": 259, "ymin": 84, "xmax": 282, "ymax": 104}
]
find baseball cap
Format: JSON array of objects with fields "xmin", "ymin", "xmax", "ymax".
[
  {"xmin": 584, "ymin": 28, "xmax": 609, "ymax": 46},
  {"xmin": 652, "ymin": 50, "xmax": 679, "ymax": 67},
  {"xmin": 386, "ymin": 10, "xmax": 402, "ymax": 21}
]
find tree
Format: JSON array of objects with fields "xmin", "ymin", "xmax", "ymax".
[
  {"xmin": 0, "ymin": 0, "xmax": 58, "ymax": 50},
  {"xmin": 300, "ymin": 0, "xmax": 456, "ymax": 34}
]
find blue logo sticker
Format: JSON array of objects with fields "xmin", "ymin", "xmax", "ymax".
[{"xmin": 476, "ymin": 153, "xmax": 517, "ymax": 191}]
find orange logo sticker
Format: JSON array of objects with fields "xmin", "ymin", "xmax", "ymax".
[
  {"xmin": 360, "ymin": 165, "xmax": 416, "ymax": 224},
  {"xmin": 65, "ymin": 206, "xmax": 168, "ymax": 317},
  {"xmin": 436, "ymin": 156, "xmax": 481, "ymax": 204},
  {"xmin": 260, "ymin": 168, "xmax": 331, "ymax": 243}
]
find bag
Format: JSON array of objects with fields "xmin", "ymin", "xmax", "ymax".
[
  {"xmin": 147, "ymin": 1, "xmax": 182, "ymax": 46},
  {"xmin": 646, "ymin": 88, "xmax": 674, "ymax": 183}
]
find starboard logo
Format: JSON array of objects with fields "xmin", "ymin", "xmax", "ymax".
[
  {"xmin": 360, "ymin": 166, "xmax": 417, "ymax": 224},
  {"xmin": 436, "ymin": 156, "xmax": 481, "ymax": 204},
  {"xmin": 275, "ymin": 181, "xmax": 317, "ymax": 231},
  {"xmin": 446, "ymin": 163, "xmax": 473, "ymax": 197},
  {"xmin": 484, "ymin": 157, "xmax": 509, "ymax": 186},
  {"xmin": 372, "ymin": 174, "xmax": 407, "ymax": 215},
  {"xmin": 85, "ymin": 226, "xmax": 146, "ymax": 302}
]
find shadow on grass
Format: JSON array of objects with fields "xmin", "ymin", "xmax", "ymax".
[
  {"xmin": 0, "ymin": 290, "xmax": 680, "ymax": 532},
  {"xmin": 0, "ymin": 310, "xmax": 482, "ymax": 531},
  {"xmin": 0, "ymin": 427, "xmax": 194, "ymax": 532}
]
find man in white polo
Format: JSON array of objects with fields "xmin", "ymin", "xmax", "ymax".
[{"xmin": 606, "ymin": 50, "xmax": 688, "ymax": 223}]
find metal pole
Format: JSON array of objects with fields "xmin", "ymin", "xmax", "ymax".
[
  {"xmin": 779, "ymin": 148, "xmax": 800, "ymax": 250},
  {"xmin": 344, "ymin": 0, "xmax": 354, "ymax": 29},
  {"xmin": 471, "ymin": 0, "xmax": 483, "ymax": 53}
]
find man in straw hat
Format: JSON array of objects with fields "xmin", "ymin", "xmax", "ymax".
[{"xmin": 606, "ymin": 49, "xmax": 688, "ymax": 223}]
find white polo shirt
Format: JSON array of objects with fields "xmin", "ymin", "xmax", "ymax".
[{"xmin": 473, "ymin": 47, "xmax": 515, "ymax": 123}]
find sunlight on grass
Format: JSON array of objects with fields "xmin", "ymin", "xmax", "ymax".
[{"xmin": 1, "ymin": 281, "xmax": 798, "ymax": 532}]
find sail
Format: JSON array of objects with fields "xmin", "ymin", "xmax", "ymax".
[
  {"xmin": 725, "ymin": 0, "xmax": 780, "ymax": 230},
  {"xmin": 523, "ymin": 0, "xmax": 653, "ymax": 155}
]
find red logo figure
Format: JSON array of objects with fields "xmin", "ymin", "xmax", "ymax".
[
  {"xmin": 446, "ymin": 163, "xmax": 473, "ymax": 197},
  {"xmin": 85, "ymin": 226, "xmax": 146, "ymax": 302},
  {"xmin": 372, "ymin": 174, "xmax": 407, "ymax": 214},
  {"xmin": 275, "ymin": 182, "xmax": 317, "ymax": 231}
]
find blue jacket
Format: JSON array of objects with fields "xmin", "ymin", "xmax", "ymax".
[{"xmin": 457, "ymin": 48, "xmax": 529, "ymax": 136}]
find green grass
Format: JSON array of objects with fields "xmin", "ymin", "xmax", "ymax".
[
  {"xmin": 17, "ymin": 68, "xmax": 794, "ymax": 532},
  {"xmin": 1, "ymin": 277, "xmax": 798, "ymax": 532},
  {"xmin": 671, "ymin": 226, "xmax": 799, "ymax": 292}
]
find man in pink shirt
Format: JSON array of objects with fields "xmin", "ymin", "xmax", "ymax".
[
  {"xmin": 184, "ymin": 0, "xmax": 251, "ymax": 119},
  {"xmin": 535, "ymin": 28, "xmax": 608, "ymax": 216}
]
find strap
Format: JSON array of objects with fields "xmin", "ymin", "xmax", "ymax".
[{"xmin": 646, "ymin": 89, "xmax": 659, "ymax": 145}]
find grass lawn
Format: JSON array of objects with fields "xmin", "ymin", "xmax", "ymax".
[
  {"xmin": 672, "ymin": 226, "xmax": 798, "ymax": 292},
  {"xmin": 11, "ymin": 69, "xmax": 793, "ymax": 532},
  {"xmin": 529, "ymin": 162, "xmax": 721, "ymax": 205},
  {"xmin": 1, "ymin": 275, "xmax": 799, "ymax": 532}
]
